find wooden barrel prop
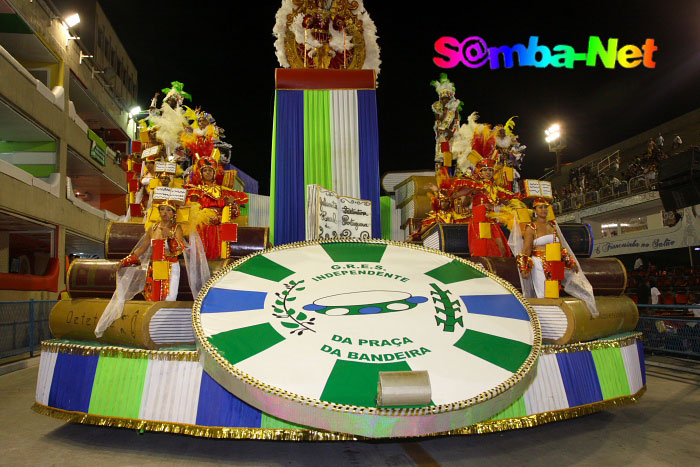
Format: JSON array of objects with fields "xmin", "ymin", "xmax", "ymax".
[
  {"xmin": 105, "ymin": 222, "xmax": 269, "ymax": 260},
  {"xmin": 420, "ymin": 223, "xmax": 594, "ymax": 258},
  {"xmin": 194, "ymin": 239, "xmax": 541, "ymax": 438},
  {"xmin": 67, "ymin": 258, "xmax": 231, "ymax": 301},
  {"xmin": 470, "ymin": 256, "xmax": 626, "ymax": 296},
  {"xmin": 105, "ymin": 222, "xmax": 145, "ymax": 259},
  {"xmin": 559, "ymin": 223, "xmax": 594, "ymax": 258}
]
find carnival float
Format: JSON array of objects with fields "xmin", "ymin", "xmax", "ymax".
[{"xmin": 33, "ymin": 0, "xmax": 644, "ymax": 440}]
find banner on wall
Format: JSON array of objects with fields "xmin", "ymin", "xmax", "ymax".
[
  {"xmin": 593, "ymin": 206, "xmax": 700, "ymax": 257},
  {"xmin": 88, "ymin": 130, "xmax": 106, "ymax": 166}
]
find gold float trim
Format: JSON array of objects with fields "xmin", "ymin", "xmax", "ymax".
[{"xmin": 31, "ymin": 386, "xmax": 645, "ymax": 441}]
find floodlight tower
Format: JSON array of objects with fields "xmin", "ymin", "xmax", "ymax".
[{"xmin": 545, "ymin": 123, "xmax": 566, "ymax": 174}]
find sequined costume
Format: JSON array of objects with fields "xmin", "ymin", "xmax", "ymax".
[
  {"xmin": 522, "ymin": 223, "xmax": 575, "ymax": 298},
  {"xmin": 186, "ymin": 183, "xmax": 248, "ymax": 259},
  {"xmin": 453, "ymin": 173, "xmax": 522, "ymax": 257},
  {"xmin": 143, "ymin": 229, "xmax": 185, "ymax": 301}
]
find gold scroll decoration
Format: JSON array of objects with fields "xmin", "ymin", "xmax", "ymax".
[{"xmin": 49, "ymin": 299, "xmax": 194, "ymax": 349}]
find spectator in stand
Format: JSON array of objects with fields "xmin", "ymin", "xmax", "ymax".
[
  {"xmin": 672, "ymin": 134, "xmax": 682, "ymax": 150},
  {"xmin": 647, "ymin": 138, "xmax": 658, "ymax": 159},
  {"xmin": 611, "ymin": 174, "xmax": 621, "ymax": 194},
  {"xmin": 656, "ymin": 133, "xmax": 664, "ymax": 149},
  {"xmin": 637, "ymin": 279, "xmax": 651, "ymax": 313},
  {"xmin": 646, "ymin": 165, "xmax": 657, "ymax": 188},
  {"xmin": 650, "ymin": 280, "xmax": 661, "ymax": 305}
]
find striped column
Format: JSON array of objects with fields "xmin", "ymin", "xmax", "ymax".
[{"xmin": 270, "ymin": 69, "xmax": 380, "ymax": 245}]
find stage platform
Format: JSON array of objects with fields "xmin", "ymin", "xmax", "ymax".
[{"xmin": 33, "ymin": 333, "xmax": 645, "ymax": 440}]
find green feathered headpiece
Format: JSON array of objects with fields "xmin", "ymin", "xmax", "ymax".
[{"xmin": 161, "ymin": 81, "xmax": 192, "ymax": 102}]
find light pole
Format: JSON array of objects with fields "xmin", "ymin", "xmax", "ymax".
[{"xmin": 545, "ymin": 123, "xmax": 566, "ymax": 174}]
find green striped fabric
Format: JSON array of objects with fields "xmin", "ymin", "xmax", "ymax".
[
  {"xmin": 88, "ymin": 354, "xmax": 148, "ymax": 418},
  {"xmin": 269, "ymin": 93, "xmax": 278, "ymax": 245},
  {"xmin": 240, "ymin": 196, "xmax": 250, "ymax": 218},
  {"xmin": 591, "ymin": 346, "xmax": 631, "ymax": 399},
  {"xmin": 488, "ymin": 395, "xmax": 528, "ymax": 420},
  {"xmin": 261, "ymin": 413, "xmax": 306, "ymax": 430},
  {"xmin": 380, "ymin": 196, "xmax": 392, "ymax": 240},
  {"xmin": 303, "ymin": 90, "xmax": 333, "ymax": 200}
]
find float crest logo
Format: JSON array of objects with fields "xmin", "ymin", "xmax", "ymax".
[{"xmin": 434, "ymin": 36, "xmax": 658, "ymax": 70}]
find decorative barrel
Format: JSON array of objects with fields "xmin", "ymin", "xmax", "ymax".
[
  {"xmin": 470, "ymin": 256, "xmax": 627, "ymax": 296},
  {"xmin": 420, "ymin": 223, "xmax": 594, "ymax": 258},
  {"xmin": 67, "ymin": 258, "xmax": 231, "ymax": 301},
  {"xmin": 558, "ymin": 223, "xmax": 594, "ymax": 258},
  {"xmin": 105, "ymin": 222, "xmax": 145, "ymax": 259},
  {"xmin": 105, "ymin": 221, "xmax": 270, "ymax": 260}
]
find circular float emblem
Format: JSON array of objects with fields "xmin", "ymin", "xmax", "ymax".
[{"xmin": 194, "ymin": 240, "xmax": 541, "ymax": 438}]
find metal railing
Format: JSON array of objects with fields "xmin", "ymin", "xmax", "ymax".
[
  {"xmin": 629, "ymin": 174, "xmax": 651, "ymax": 193},
  {"xmin": 636, "ymin": 305, "xmax": 700, "ymax": 357},
  {"xmin": 596, "ymin": 150, "xmax": 621, "ymax": 176},
  {"xmin": 554, "ymin": 174, "xmax": 654, "ymax": 214},
  {"xmin": 0, "ymin": 300, "xmax": 56, "ymax": 359}
]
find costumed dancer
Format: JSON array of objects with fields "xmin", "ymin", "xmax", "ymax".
[
  {"xmin": 431, "ymin": 74, "xmax": 462, "ymax": 171},
  {"xmin": 148, "ymin": 82, "xmax": 190, "ymax": 162},
  {"xmin": 186, "ymin": 156, "xmax": 249, "ymax": 260},
  {"xmin": 509, "ymin": 197, "xmax": 598, "ymax": 317},
  {"xmin": 95, "ymin": 187, "xmax": 210, "ymax": 337},
  {"xmin": 452, "ymin": 159, "xmax": 524, "ymax": 257},
  {"xmin": 493, "ymin": 117, "xmax": 526, "ymax": 193},
  {"xmin": 133, "ymin": 126, "xmax": 164, "ymax": 211},
  {"xmin": 409, "ymin": 167, "xmax": 470, "ymax": 242}
]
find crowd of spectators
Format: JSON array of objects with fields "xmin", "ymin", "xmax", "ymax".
[{"xmin": 552, "ymin": 133, "xmax": 686, "ymax": 207}]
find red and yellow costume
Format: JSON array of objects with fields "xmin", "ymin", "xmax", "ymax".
[
  {"xmin": 515, "ymin": 199, "xmax": 576, "ymax": 299},
  {"xmin": 143, "ymin": 230, "xmax": 185, "ymax": 301},
  {"xmin": 453, "ymin": 159, "xmax": 523, "ymax": 257},
  {"xmin": 185, "ymin": 157, "xmax": 248, "ymax": 259}
]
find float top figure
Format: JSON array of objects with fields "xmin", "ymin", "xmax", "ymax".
[
  {"xmin": 273, "ymin": 0, "xmax": 381, "ymax": 73},
  {"xmin": 431, "ymin": 74, "xmax": 462, "ymax": 169}
]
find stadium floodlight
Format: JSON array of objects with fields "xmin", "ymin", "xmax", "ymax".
[
  {"xmin": 64, "ymin": 13, "xmax": 80, "ymax": 28},
  {"xmin": 545, "ymin": 123, "xmax": 566, "ymax": 174}
]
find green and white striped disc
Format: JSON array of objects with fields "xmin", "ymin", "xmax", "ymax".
[{"xmin": 194, "ymin": 239, "xmax": 541, "ymax": 438}]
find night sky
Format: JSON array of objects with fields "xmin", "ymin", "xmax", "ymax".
[{"xmin": 102, "ymin": 1, "xmax": 700, "ymax": 195}]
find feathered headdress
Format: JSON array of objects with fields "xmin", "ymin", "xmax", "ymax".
[
  {"xmin": 431, "ymin": 73, "xmax": 456, "ymax": 97},
  {"xmin": 161, "ymin": 81, "xmax": 192, "ymax": 106},
  {"xmin": 148, "ymin": 104, "xmax": 187, "ymax": 159}
]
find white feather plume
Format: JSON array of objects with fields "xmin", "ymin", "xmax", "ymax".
[
  {"xmin": 496, "ymin": 135, "xmax": 513, "ymax": 148},
  {"xmin": 273, "ymin": 0, "xmax": 295, "ymax": 68},
  {"xmin": 149, "ymin": 105, "xmax": 186, "ymax": 158},
  {"xmin": 357, "ymin": 2, "xmax": 381, "ymax": 76},
  {"xmin": 453, "ymin": 112, "xmax": 481, "ymax": 173}
]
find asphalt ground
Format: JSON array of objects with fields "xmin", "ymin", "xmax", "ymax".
[{"xmin": 1, "ymin": 355, "xmax": 699, "ymax": 466}]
